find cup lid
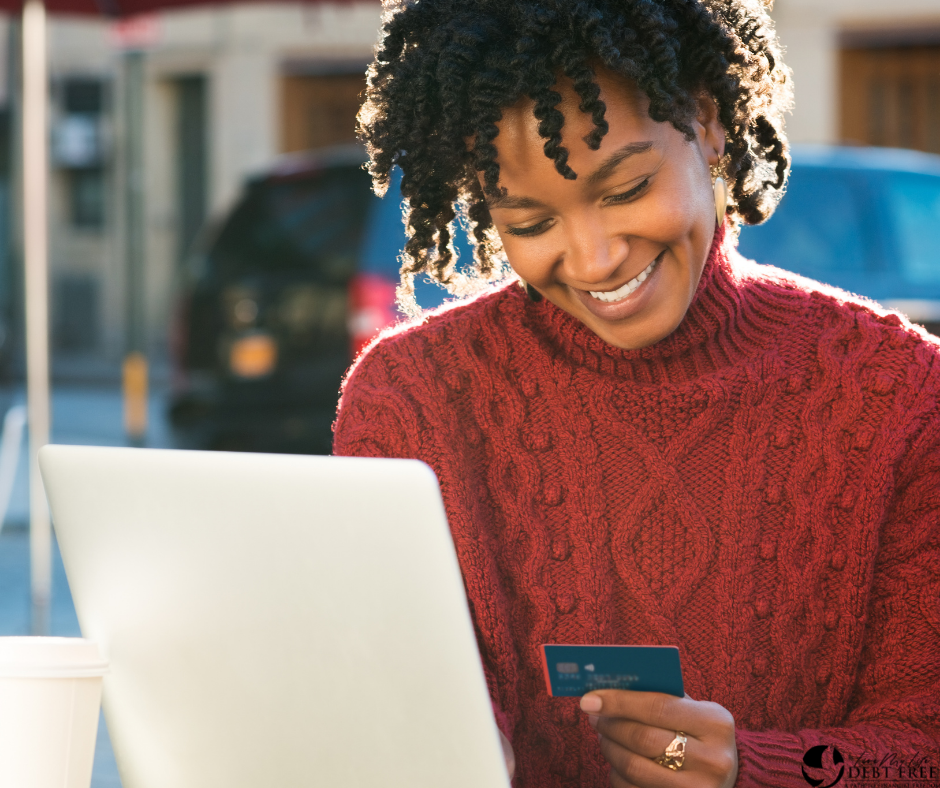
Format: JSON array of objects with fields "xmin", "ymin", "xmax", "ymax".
[{"xmin": 0, "ymin": 637, "xmax": 109, "ymax": 678}]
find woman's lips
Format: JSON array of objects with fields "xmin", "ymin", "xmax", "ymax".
[
  {"xmin": 589, "ymin": 255, "xmax": 660, "ymax": 303},
  {"xmin": 571, "ymin": 251, "xmax": 666, "ymax": 322}
]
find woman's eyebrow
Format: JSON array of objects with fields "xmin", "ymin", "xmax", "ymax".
[
  {"xmin": 585, "ymin": 141, "xmax": 655, "ymax": 185},
  {"xmin": 485, "ymin": 193, "xmax": 546, "ymax": 210}
]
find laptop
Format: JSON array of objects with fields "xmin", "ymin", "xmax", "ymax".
[{"xmin": 39, "ymin": 445, "xmax": 510, "ymax": 788}]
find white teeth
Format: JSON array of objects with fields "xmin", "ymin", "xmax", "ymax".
[{"xmin": 589, "ymin": 257, "xmax": 660, "ymax": 303}]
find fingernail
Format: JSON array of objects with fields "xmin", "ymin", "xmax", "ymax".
[
  {"xmin": 587, "ymin": 714, "xmax": 599, "ymax": 728},
  {"xmin": 580, "ymin": 695, "xmax": 602, "ymax": 713}
]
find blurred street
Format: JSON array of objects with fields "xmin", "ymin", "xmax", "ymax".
[{"xmin": 0, "ymin": 384, "xmax": 174, "ymax": 788}]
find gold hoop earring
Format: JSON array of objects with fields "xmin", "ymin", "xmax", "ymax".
[{"xmin": 713, "ymin": 176, "xmax": 728, "ymax": 226}]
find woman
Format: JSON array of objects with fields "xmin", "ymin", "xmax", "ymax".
[{"xmin": 333, "ymin": 1, "xmax": 940, "ymax": 786}]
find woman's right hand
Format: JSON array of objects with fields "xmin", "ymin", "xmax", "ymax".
[{"xmin": 499, "ymin": 729, "xmax": 515, "ymax": 781}]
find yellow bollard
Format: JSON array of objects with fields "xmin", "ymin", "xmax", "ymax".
[{"xmin": 123, "ymin": 352, "xmax": 148, "ymax": 445}]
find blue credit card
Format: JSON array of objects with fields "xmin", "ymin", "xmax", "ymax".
[{"xmin": 541, "ymin": 644, "xmax": 684, "ymax": 697}]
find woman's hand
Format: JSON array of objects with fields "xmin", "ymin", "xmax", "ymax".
[{"xmin": 580, "ymin": 690, "xmax": 737, "ymax": 788}]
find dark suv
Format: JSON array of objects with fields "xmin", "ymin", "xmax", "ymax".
[{"xmin": 169, "ymin": 145, "xmax": 461, "ymax": 454}]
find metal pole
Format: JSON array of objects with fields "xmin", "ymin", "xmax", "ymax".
[
  {"xmin": 123, "ymin": 49, "xmax": 147, "ymax": 446},
  {"xmin": 22, "ymin": 0, "xmax": 51, "ymax": 635}
]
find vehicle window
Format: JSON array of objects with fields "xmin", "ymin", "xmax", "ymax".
[
  {"xmin": 361, "ymin": 166, "xmax": 473, "ymax": 310},
  {"xmin": 882, "ymin": 173, "xmax": 940, "ymax": 286},
  {"xmin": 361, "ymin": 168, "xmax": 476, "ymax": 274},
  {"xmin": 737, "ymin": 167, "xmax": 874, "ymax": 279},
  {"xmin": 207, "ymin": 166, "xmax": 373, "ymax": 281},
  {"xmin": 359, "ymin": 169, "xmax": 406, "ymax": 278}
]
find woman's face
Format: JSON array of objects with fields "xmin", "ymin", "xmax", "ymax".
[{"xmin": 485, "ymin": 68, "xmax": 726, "ymax": 350}]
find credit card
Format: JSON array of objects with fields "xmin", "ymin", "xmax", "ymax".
[{"xmin": 541, "ymin": 644, "xmax": 684, "ymax": 697}]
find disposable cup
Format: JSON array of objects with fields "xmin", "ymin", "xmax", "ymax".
[{"xmin": 0, "ymin": 637, "xmax": 109, "ymax": 788}]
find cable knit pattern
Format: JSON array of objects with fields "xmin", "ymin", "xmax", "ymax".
[{"xmin": 333, "ymin": 231, "xmax": 940, "ymax": 787}]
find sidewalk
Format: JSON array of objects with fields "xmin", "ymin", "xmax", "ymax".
[{"xmin": 0, "ymin": 383, "xmax": 176, "ymax": 787}]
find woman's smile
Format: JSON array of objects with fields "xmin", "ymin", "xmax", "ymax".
[
  {"xmin": 572, "ymin": 250, "xmax": 665, "ymax": 321},
  {"xmin": 588, "ymin": 251, "xmax": 662, "ymax": 303}
]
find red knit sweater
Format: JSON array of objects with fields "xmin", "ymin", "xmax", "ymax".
[{"xmin": 333, "ymin": 232, "xmax": 940, "ymax": 787}]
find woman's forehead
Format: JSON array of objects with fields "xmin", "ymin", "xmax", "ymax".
[{"xmin": 493, "ymin": 69, "xmax": 663, "ymax": 176}]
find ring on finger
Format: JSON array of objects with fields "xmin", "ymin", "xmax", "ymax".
[{"xmin": 654, "ymin": 731, "xmax": 687, "ymax": 771}]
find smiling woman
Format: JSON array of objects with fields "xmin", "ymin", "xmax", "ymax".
[{"xmin": 334, "ymin": 1, "xmax": 940, "ymax": 787}]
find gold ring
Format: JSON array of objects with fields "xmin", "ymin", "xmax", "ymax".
[{"xmin": 654, "ymin": 731, "xmax": 687, "ymax": 771}]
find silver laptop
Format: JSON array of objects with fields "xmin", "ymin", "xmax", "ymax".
[{"xmin": 39, "ymin": 445, "xmax": 510, "ymax": 788}]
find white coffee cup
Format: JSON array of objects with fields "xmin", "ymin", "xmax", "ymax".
[{"xmin": 0, "ymin": 637, "xmax": 109, "ymax": 788}]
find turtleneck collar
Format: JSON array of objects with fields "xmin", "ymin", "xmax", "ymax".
[{"xmin": 521, "ymin": 223, "xmax": 792, "ymax": 384}]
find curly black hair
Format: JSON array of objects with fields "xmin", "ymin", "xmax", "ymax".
[{"xmin": 358, "ymin": 0, "xmax": 792, "ymax": 309}]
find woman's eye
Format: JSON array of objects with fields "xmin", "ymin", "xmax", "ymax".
[
  {"xmin": 505, "ymin": 219, "xmax": 553, "ymax": 237},
  {"xmin": 503, "ymin": 178, "xmax": 650, "ymax": 237},
  {"xmin": 607, "ymin": 178, "xmax": 651, "ymax": 204}
]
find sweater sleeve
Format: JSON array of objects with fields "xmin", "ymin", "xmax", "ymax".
[
  {"xmin": 734, "ymin": 415, "xmax": 940, "ymax": 786},
  {"xmin": 332, "ymin": 344, "xmax": 517, "ymax": 747}
]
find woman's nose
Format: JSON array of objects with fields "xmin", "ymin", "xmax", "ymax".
[{"xmin": 564, "ymin": 219, "xmax": 630, "ymax": 285}]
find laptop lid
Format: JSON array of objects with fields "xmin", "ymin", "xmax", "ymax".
[{"xmin": 39, "ymin": 445, "xmax": 509, "ymax": 788}]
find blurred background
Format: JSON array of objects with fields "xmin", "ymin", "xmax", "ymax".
[
  {"xmin": 0, "ymin": 0, "xmax": 932, "ymax": 456},
  {"xmin": 0, "ymin": 0, "xmax": 937, "ymax": 783}
]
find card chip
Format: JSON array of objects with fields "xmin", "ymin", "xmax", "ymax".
[{"xmin": 556, "ymin": 662, "xmax": 580, "ymax": 674}]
